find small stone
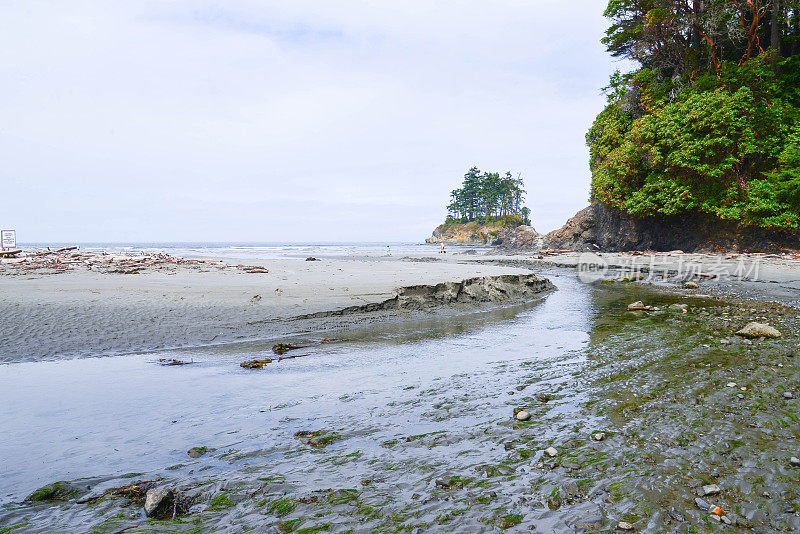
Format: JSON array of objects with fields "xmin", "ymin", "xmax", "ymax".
[
  {"xmin": 740, "ymin": 386, "xmax": 747, "ymax": 391},
  {"xmin": 737, "ymin": 394, "xmax": 745, "ymax": 399},
  {"xmin": 684, "ymin": 281, "xmax": 699, "ymax": 289},
  {"xmin": 784, "ymin": 392, "xmax": 794, "ymax": 399},
  {"xmin": 435, "ymin": 475, "xmax": 453, "ymax": 488},
  {"xmin": 627, "ymin": 301, "xmax": 648, "ymax": 311},
  {"xmin": 411, "ymin": 529, "xmax": 423, "ymax": 534},
  {"xmin": 536, "ymin": 393, "xmax": 553, "ymax": 403},
  {"xmin": 618, "ymin": 521, "xmax": 634, "ymax": 530},
  {"xmin": 695, "ymin": 497, "xmax": 711, "ymax": 511},
  {"xmin": 544, "ymin": 447, "xmax": 559, "ymax": 457},
  {"xmin": 726, "ymin": 382, "xmax": 737, "ymax": 388},
  {"xmin": 592, "ymin": 432, "xmax": 607, "ymax": 442},
  {"xmin": 144, "ymin": 486, "xmax": 175, "ymax": 518},
  {"xmin": 516, "ymin": 411, "xmax": 531, "ymax": 421},
  {"xmin": 187, "ymin": 447, "xmax": 207, "ymax": 458},
  {"xmin": 735, "ymin": 322, "xmax": 782, "ymax": 339},
  {"xmin": 721, "ymin": 516, "xmax": 732, "ymax": 525},
  {"xmin": 701, "ymin": 484, "xmax": 721, "ymax": 496},
  {"xmin": 709, "ymin": 514, "xmax": 721, "ymax": 522},
  {"xmin": 789, "ymin": 457, "xmax": 800, "ymax": 467}
]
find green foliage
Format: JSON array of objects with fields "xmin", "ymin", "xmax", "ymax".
[
  {"xmin": 589, "ymin": 0, "xmax": 800, "ymax": 229},
  {"xmin": 446, "ymin": 167, "xmax": 530, "ymax": 225}
]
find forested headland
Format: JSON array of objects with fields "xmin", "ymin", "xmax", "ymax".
[
  {"xmin": 445, "ymin": 167, "xmax": 531, "ymax": 226},
  {"xmin": 589, "ymin": 0, "xmax": 800, "ymax": 230}
]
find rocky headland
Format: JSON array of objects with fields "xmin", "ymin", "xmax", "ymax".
[{"xmin": 426, "ymin": 223, "xmax": 543, "ymax": 249}]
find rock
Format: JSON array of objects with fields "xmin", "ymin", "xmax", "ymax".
[
  {"xmin": 25, "ymin": 481, "xmax": 80, "ymax": 502},
  {"xmin": 434, "ymin": 475, "xmax": 453, "ymax": 488},
  {"xmin": 701, "ymin": 484, "xmax": 721, "ymax": 496},
  {"xmin": 788, "ymin": 457, "xmax": 800, "ymax": 467},
  {"xmin": 544, "ymin": 447, "xmax": 559, "ymax": 457},
  {"xmin": 721, "ymin": 515, "xmax": 732, "ymax": 525},
  {"xmin": 305, "ymin": 257, "xmax": 319, "ymax": 261},
  {"xmin": 543, "ymin": 201, "xmax": 800, "ymax": 253},
  {"xmin": 592, "ymin": 432, "xmax": 607, "ymax": 441},
  {"xmin": 669, "ymin": 303, "xmax": 688, "ymax": 312},
  {"xmin": 784, "ymin": 392, "xmax": 794, "ymax": 399},
  {"xmin": 726, "ymin": 382, "xmax": 737, "ymax": 387},
  {"xmin": 735, "ymin": 322, "xmax": 782, "ymax": 339},
  {"xmin": 187, "ymin": 447, "xmax": 207, "ymax": 458},
  {"xmin": 536, "ymin": 393, "xmax": 553, "ymax": 403},
  {"xmin": 668, "ymin": 508, "xmax": 685, "ymax": 522},
  {"xmin": 618, "ymin": 521, "xmax": 634, "ymax": 530},
  {"xmin": 144, "ymin": 486, "xmax": 175, "ymax": 518},
  {"xmin": 709, "ymin": 514, "xmax": 721, "ymax": 522},
  {"xmin": 411, "ymin": 529, "xmax": 423, "ymax": 534},
  {"xmin": 627, "ymin": 301, "xmax": 648, "ymax": 311},
  {"xmin": 684, "ymin": 281, "xmax": 699, "ymax": 289},
  {"xmin": 515, "ymin": 411, "xmax": 531, "ymax": 421},
  {"xmin": 695, "ymin": 498, "xmax": 711, "ymax": 511}
]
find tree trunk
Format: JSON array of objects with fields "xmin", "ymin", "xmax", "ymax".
[
  {"xmin": 771, "ymin": 0, "xmax": 782, "ymax": 54},
  {"xmin": 692, "ymin": 0, "xmax": 703, "ymax": 67}
]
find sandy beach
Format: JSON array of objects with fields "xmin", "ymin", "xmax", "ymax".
[{"xmin": 0, "ymin": 251, "xmax": 548, "ymax": 362}]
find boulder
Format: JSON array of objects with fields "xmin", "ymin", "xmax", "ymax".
[
  {"xmin": 144, "ymin": 486, "xmax": 175, "ymax": 518},
  {"xmin": 735, "ymin": 322, "xmax": 782, "ymax": 339}
]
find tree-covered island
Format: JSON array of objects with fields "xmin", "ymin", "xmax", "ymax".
[{"xmin": 445, "ymin": 167, "xmax": 531, "ymax": 226}]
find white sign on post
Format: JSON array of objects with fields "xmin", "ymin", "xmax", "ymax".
[{"xmin": 1, "ymin": 230, "xmax": 17, "ymax": 250}]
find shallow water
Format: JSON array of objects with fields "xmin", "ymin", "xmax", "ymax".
[
  {"xmin": 4, "ymin": 271, "xmax": 797, "ymax": 533},
  {"xmin": 0, "ymin": 273, "xmax": 587, "ymax": 505}
]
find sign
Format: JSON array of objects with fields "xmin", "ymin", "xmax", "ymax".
[{"xmin": 1, "ymin": 230, "xmax": 16, "ymax": 250}]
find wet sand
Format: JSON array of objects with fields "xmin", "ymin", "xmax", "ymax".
[{"xmin": 0, "ymin": 255, "xmax": 541, "ymax": 362}]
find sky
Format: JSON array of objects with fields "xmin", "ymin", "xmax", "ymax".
[{"xmin": 1, "ymin": 1, "xmax": 625, "ymax": 243}]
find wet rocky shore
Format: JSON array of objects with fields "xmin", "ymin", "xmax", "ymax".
[{"xmin": 1, "ymin": 272, "xmax": 799, "ymax": 533}]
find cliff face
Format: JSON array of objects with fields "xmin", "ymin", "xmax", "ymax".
[
  {"xmin": 544, "ymin": 203, "xmax": 800, "ymax": 253},
  {"xmin": 426, "ymin": 223, "xmax": 505, "ymax": 246},
  {"xmin": 426, "ymin": 223, "xmax": 543, "ymax": 247}
]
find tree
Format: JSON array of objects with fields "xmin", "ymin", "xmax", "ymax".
[{"xmin": 445, "ymin": 168, "xmax": 530, "ymax": 225}]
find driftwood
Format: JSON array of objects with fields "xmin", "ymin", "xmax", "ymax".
[{"xmin": 0, "ymin": 249, "xmax": 246, "ymax": 275}]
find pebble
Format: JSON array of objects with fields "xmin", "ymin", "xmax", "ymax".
[
  {"xmin": 710, "ymin": 514, "xmax": 721, "ymax": 522},
  {"xmin": 726, "ymin": 382, "xmax": 737, "ymax": 387},
  {"xmin": 701, "ymin": 484, "xmax": 721, "ymax": 496},
  {"xmin": 544, "ymin": 447, "xmax": 559, "ymax": 457},
  {"xmin": 685, "ymin": 281, "xmax": 699, "ymax": 289},
  {"xmin": 789, "ymin": 457, "xmax": 800, "ymax": 467},
  {"xmin": 737, "ymin": 394, "xmax": 745, "ymax": 400},
  {"xmin": 515, "ymin": 411, "xmax": 531, "ymax": 421},
  {"xmin": 721, "ymin": 516, "xmax": 732, "ymax": 525},
  {"xmin": 434, "ymin": 475, "xmax": 453, "ymax": 488},
  {"xmin": 784, "ymin": 392, "xmax": 794, "ymax": 399},
  {"xmin": 187, "ymin": 447, "xmax": 206, "ymax": 458},
  {"xmin": 695, "ymin": 497, "xmax": 711, "ymax": 511},
  {"xmin": 618, "ymin": 521, "xmax": 634, "ymax": 530},
  {"xmin": 592, "ymin": 432, "xmax": 607, "ymax": 442}
]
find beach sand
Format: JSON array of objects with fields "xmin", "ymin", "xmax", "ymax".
[{"xmin": 0, "ymin": 255, "xmax": 544, "ymax": 362}]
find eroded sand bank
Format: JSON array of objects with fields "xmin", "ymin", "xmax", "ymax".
[{"xmin": 0, "ymin": 255, "xmax": 551, "ymax": 362}]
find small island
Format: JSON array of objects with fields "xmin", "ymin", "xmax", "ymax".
[{"xmin": 426, "ymin": 167, "xmax": 539, "ymax": 247}]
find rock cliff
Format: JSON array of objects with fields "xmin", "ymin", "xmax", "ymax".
[
  {"xmin": 426, "ymin": 223, "xmax": 542, "ymax": 247},
  {"xmin": 543, "ymin": 203, "xmax": 800, "ymax": 253}
]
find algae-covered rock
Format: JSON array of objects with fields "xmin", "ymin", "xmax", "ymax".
[
  {"xmin": 735, "ymin": 322, "xmax": 782, "ymax": 339},
  {"xmin": 144, "ymin": 486, "xmax": 175, "ymax": 518},
  {"xmin": 26, "ymin": 481, "xmax": 80, "ymax": 502}
]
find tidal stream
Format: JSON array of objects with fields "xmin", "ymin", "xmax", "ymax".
[{"xmin": 2, "ymin": 270, "xmax": 799, "ymax": 533}]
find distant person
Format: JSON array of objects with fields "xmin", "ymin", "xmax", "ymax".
[
  {"xmin": 386, "ymin": 245, "xmax": 391, "ymax": 256},
  {"xmin": 440, "ymin": 243, "xmax": 446, "ymax": 254}
]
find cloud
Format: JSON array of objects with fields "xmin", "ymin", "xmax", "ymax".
[{"xmin": 0, "ymin": 1, "xmax": 623, "ymax": 242}]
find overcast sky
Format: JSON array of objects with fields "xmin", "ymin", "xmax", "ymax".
[{"xmin": 1, "ymin": 1, "xmax": 622, "ymax": 243}]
